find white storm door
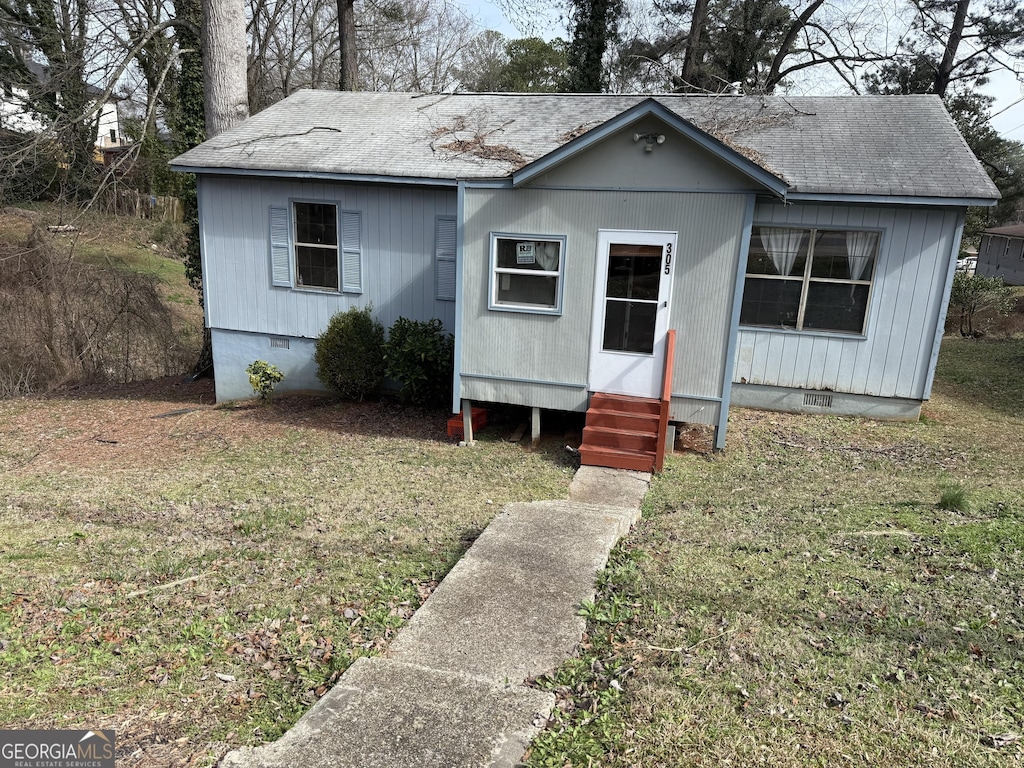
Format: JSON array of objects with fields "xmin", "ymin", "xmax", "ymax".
[{"xmin": 588, "ymin": 230, "xmax": 676, "ymax": 398}]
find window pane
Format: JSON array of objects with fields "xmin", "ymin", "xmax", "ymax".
[
  {"xmin": 496, "ymin": 239, "xmax": 561, "ymax": 271},
  {"xmin": 296, "ymin": 245, "xmax": 339, "ymax": 290},
  {"xmin": 606, "ymin": 245, "xmax": 661, "ymax": 300},
  {"xmin": 811, "ymin": 230, "xmax": 877, "ymax": 280},
  {"xmin": 803, "ymin": 282, "xmax": 870, "ymax": 333},
  {"xmin": 749, "ymin": 227, "xmax": 808, "ymax": 276},
  {"xmin": 295, "ymin": 203, "xmax": 337, "ymax": 246},
  {"xmin": 496, "ymin": 272, "xmax": 558, "ymax": 307},
  {"xmin": 603, "ymin": 300, "xmax": 657, "ymax": 354},
  {"xmin": 740, "ymin": 277, "xmax": 801, "ymax": 328}
]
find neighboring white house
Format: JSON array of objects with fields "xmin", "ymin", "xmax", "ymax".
[
  {"xmin": 172, "ymin": 91, "xmax": 999, "ymax": 466},
  {"xmin": 0, "ymin": 59, "xmax": 123, "ymax": 154}
]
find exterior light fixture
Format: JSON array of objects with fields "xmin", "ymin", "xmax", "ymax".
[{"xmin": 632, "ymin": 133, "xmax": 666, "ymax": 152}]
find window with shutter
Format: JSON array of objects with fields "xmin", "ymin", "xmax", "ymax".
[
  {"xmin": 269, "ymin": 202, "xmax": 364, "ymax": 294},
  {"xmin": 435, "ymin": 216, "xmax": 456, "ymax": 301}
]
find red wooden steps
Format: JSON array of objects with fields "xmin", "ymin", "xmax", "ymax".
[{"xmin": 579, "ymin": 392, "xmax": 662, "ymax": 472}]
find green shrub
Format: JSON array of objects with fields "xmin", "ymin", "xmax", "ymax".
[
  {"xmin": 384, "ymin": 317, "xmax": 454, "ymax": 407},
  {"xmin": 315, "ymin": 306, "xmax": 385, "ymax": 400},
  {"xmin": 246, "ymin": 359, "xmax": 284, "ymax": 402},
  {"xmin": 949, "ymin": 272, "xmax": 1015, "ymax": 336}
]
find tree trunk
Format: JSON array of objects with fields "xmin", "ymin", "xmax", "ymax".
[
  {"xmin": 184, "ymin": 0, "xmax": 249, "ymax": 379},
  {"xmin": 201, "ymin": 0, "xmax": 250, "ymax": 136},
  {"xmin": 338, "ymin": 0, "xmax": 358, "ymax": 90},
  {"xmin": 934, "ymin": 0, "xmax": 970, "ymax": 97},
  {"xmin": 679, "ymin": 0, "xmax": 710, "ymax": 91},
  {"xmin": 765, "ymin": 0, "xmax": 826, "ymax": 93}
]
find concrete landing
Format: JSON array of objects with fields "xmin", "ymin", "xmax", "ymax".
[{"xmin": 219, "ymin": 465, "xmax": 650, "ymax": 768}]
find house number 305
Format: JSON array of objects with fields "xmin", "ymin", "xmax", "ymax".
[{"xmin": 664, "ymin": 243, "xmax": 673, "ymax": 275}]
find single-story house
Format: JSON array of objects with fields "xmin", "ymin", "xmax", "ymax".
[
  {"xmin": 171, "ymin": 91, "xmax": 998, "ymax": 469},
  {"xmin": 977, "ymin": 224, "xmax": 1024, "ymax": 285}
]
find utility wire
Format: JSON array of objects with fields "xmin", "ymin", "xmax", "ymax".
[{"xmin": 989, "ymin": 95, "xmax": 1024, "ymax": 121}]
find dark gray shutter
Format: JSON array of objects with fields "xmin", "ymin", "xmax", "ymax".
[
  {"xmin": 269, "ymin": 206, "xmax": 291, "ymax": 287},
  {"xmin": 341, "ymin": 210, "xmax": 362, "ymax": 293},
  {"xmin": 435, "ymin": 216, "xmax": 456, "ymax": 301}
]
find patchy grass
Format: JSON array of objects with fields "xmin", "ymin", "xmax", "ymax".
[
  {"xmin": 529, "ymin": 335, "xmax": 1024, "ymax": 767},
  {"xmin": 0, "ymin": 382, "xmax": 573, "ymax": 765},
  {"xmin": 1, "ymin": 201, "xmax": 195, "ymax": 305}
]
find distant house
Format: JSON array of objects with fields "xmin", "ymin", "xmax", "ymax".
[
  {"xmin": 977, "ymin": 224, "xmax": 1024, "ymax": 285},
  {"xmin": 0, "ymin": 59, "xmax": 123, "ymax": 154},
  {"xmin": 171, "ymin": 91, "xmax": 998, "ymax": 466}
]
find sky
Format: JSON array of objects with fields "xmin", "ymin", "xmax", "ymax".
[{"xmin": 456, "ymin": 0, "xmax": 1024, "ymax": 141}]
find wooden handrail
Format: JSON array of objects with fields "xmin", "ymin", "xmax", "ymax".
[{"xmin": 654, "ymin": 329, "xmax": 676, "ymax": 472}]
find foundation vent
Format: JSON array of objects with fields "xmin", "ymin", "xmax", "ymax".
[
  {"xmin": 270, "ymin": 337, "xmax": 290, "ymax": 349},
  {"xmin": 803, "ymin": 393, "xmax": 833, "ymax": 408}
]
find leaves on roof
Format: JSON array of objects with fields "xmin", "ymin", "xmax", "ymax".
[
  {"xmin": 429, "ymin": 109, "xmax": 528, "ymax": 168},
  {"xmin": 686, "ymin": 99, "xmax": 802, "ymax": 179}
]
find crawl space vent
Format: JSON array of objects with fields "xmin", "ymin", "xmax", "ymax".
[
  {"xmin": 803, "ymin": 393, "xmax": 833, "ymax": 408},
  {"xmin": 270, "ymin": 337, "xmax": 289, "ymax": 349}
]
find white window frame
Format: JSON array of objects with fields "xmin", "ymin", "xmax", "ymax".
[
  {"xmin": 740, "ymin": 226, "xmax": 881, "ymax": 336},
  {"xmin": 488, "ymin": 232, "xmax": 566, "ymax": 315}
]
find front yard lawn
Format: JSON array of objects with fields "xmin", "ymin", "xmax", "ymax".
[
  {"xmin": 529, "ymin": 336, "xmax": 1024, "ymax": 767},
  {"xmin": 3, "ymin": 336, "xmax": 1021, "ymax": 768},
  {"xmin": 0, "ymin": 380, "xmax": 574, "ymax": 765}
]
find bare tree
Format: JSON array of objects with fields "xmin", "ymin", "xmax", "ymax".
[
  {"xmin": 0, "ymin": 0, "xmax": 103, "ymax": 198},
  {"xmin": 247, "ymin": 0, "xmax": 338, "ymax": 108},
  {"xmin": 360, "ymin": 0, "xmax": 475, "ymax": 92},
  {"xmin": 905, "ymin": 0, "xmax": 1024, "ymax": 97},
  {"xmin": 606, "ymin": 0, "xmax": 894, "ymax": 94}
]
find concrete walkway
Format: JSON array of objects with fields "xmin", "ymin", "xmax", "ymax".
[{"xmin": 219, "ymin": 466, "xmax": 649, "ymax": 768}]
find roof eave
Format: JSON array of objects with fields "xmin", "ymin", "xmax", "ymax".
[
  {"xmin": 168, "ymin": 163, "xmax": 459, "ymax": 187},
  {"xmin": 785, "ymin": 192, "xmax": 999, "ymax": 207},
  {"xmin": 511, "ymin": 97, "xmax": 790, "ymax": 199}
]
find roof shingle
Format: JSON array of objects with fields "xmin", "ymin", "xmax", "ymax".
[{"xmin": 171, "ymin": 91, "xmax": 999, "ymax": 201}]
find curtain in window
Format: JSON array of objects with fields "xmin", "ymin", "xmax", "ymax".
[
  {"xmin": 759, "ymin": 228, "xmax": 804, "ymax": 276},
  {"xmin": 846, "ymin": 231, "xmax": 875, "ymax": 280},
  {"xmin": 535, "ymin": 242, "xmax": 559, "ymax": 271}
]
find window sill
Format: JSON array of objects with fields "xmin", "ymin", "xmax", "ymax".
[
  {"xmin": 285, "ymin": 285, "xmax": 362, "ymax": 296},
  {"xmin": 488, "ymin": 303, "xmax": 562, "ymax": 316},
  {"xmin": 738, "ymin": 324, "xmax": 867, "ymax": 341}
]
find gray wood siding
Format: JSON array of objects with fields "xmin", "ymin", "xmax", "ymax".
[
  {"xmin": 461, "ymin": 187, "xmax": 747, "ymax": 421},
  {"xmin": 978, "ymin": 235, "xmax": 1024, "ymax": 285},
  {"xmin": 198, "ymin": 175, "xmax": 457, "ymax": 338},
  {"xmin": 527, "ymin": 116, "xmax": 759, "ymax": 192},
  {"xmin": 734, "ymin": 203, "xmax": 962, "ymax": 400}
]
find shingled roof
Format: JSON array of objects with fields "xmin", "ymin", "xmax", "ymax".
[
  {"xmin": 982, "ymin": 224, "xmax": 1024, "ymax": 237},
  {"xmin": 171, "ymin": 91, "xmax": 999, "ymax": 202}
]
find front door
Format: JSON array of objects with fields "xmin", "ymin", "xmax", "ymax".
[{"xmin": 588, "ymin": 230, "xmax": 676, "ymax": 398}]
